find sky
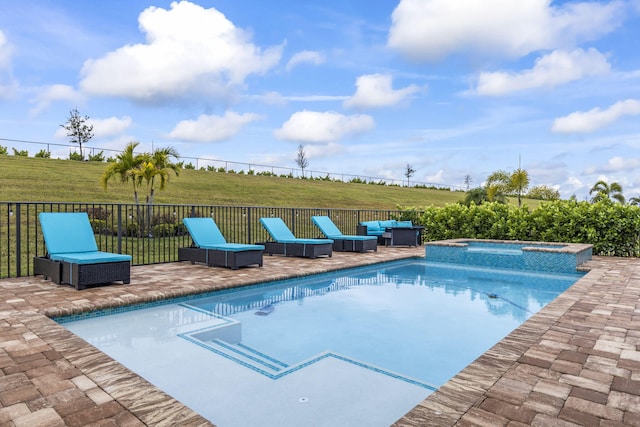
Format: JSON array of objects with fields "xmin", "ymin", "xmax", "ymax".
[{"xmin": 1, "ymin": 0, "xmax": 640, "ymax": 200}]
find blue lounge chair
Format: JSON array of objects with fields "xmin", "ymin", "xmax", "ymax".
[
  {"xmin": 259, "ymin": 217, "xmax": 333, "ymax": 258},
  {"xmin": 311, "ymin": 216, "xmax": 377, "ymax": 252},
  {"xmin": 34, "ymin": 212, "xmax": 131, "ymax": 290},
  {"xmin": 179, "ymin": 217, "xmax": 264, "ymax": 269}
]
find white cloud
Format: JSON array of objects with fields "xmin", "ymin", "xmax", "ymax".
[
  {"xmin": 274, "ymin": 111, "xmax": 375, "ymax": 143},
  {"xmin": 0, "ymin": 30, "xmax": 11, "ymax": 69},
  {"xmin": 285, "ymin": 95, "xmax": 348, "ymax": 102},
  {"xmin": 424, "ymin": 169, "xmax": 445, "ymax": 184},
  {"xmin": 90, "ymin": 116, "xmax": 133, "ymax": 138},
  {"xmin": 552, "ymin": 99, "xmax": 640, "ymax": 133},
  {"xmin": 30, "ymin": 84, "xmax": 84, "ymax": 115},
  {"xmin": 79, "ymin": 1, "xmax": 283, "ymax": 102},
  {"xmin": 388, "ymin": 0, "xmax": 625, "ymax": 61},
  {"xmin": 254, "ymin": 91, "xmax": 287, "ymax": 105},
  {"xmin": 286, "ymin": 50, "xmax": 325, "ymax": 71},
  {"xmin": 344, "ymin": 74, "xmax": 420, "ymax": 109},
  {"xmin": 584, "ymin": 156, "xmax": 640, "ymax": 174},
  {"xmin": 560, "ymin": 176, "xmax": 587, "ymax": 199},
  {"xmin": 475, "ymin": 48, "xmax": 610, "ymax": 96},
  {"xmin": 0, "ymin": 30, "xmax": 16, "ymax": 99},
  {"xmin": 168, "ymin": 111, "xmax": 263, "ymax": 142},
  {"xmin": 54, "ymin": 115, "xmax": 131, "ymax": 139}
]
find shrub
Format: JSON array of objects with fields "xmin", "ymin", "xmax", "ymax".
[
  {"xmin": 88, "ymin": 151, "xmax": 105, "ymax": 162},
  {"xmin": 414, "ymin": 200, "xmax": 640, "ymax": 257},
  {"xmin": 125, "ymin": 222, "xmax": 139, "ymax": 237},
  {"xmin": 68, "ymin": 151, "xmax": 83, "ymax": 161},
  {"xmin": 152, "ymin": 223, "xmax": 174, "ymax": 237},
  {"xmin": 35, "ymin": 149, "xmax": 51, "ymax": 158},
  {"xmin": 84, "ymin": 207, "xmax": 110, "ymax": 220},
  {"xmin": 12, "ymin": 148, "xmax": 28, "ymax": 156},
  {"xmin": 89, "ymin": 219, "xmax": 113, "ymax": 235},
  {"xmin": 0, "ymin": 145, "xmax": 7, "ymax": 155}
]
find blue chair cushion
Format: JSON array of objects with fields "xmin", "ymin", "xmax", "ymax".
[
  {"xmin": 378, "ymin": 220, "xmax": 398, "ymax": 229},
  {"xmin": 260, "ymin": 218, "xmax": 297, "ymax": 241},
  {"xmin": 184, "ymin": 217, "xmax": 264, "ymax": 252},
  {"xmin": 39, "ymin": 212, "xmax": 99, "ymax": 254},
  {"xmin": 395, "ymin": 220, "xmax": 413, "ymax": 228},
  {"xmin": 311, "ymin": 216, "xmax": 344, "ymax": 238},
  {"xmin": 203, "ymin": 243, "xmax": 265, "ymax": 252},
  {"xmin": 183, "ymin": 217, "xmax": 227, "ymax": 247},
  {"xmin": 343, "ymin": 235, "xmax": 377, "ymax": 241},
  {"xmin": 50, "ymin": 251, "xmax": 131, "ymax": 264},
  {"xmin": 361, "ymin": 221, "xmax": 381, "ymax": 232},
  {"xmin": 278, "ymin": 238, "xmax": 333, "ymax": 244},
  {"xmin": 260, "ymin": 218, "xmax": 333, "ymax": 244}
]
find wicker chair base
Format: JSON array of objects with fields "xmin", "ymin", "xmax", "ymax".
[
  {"xmin": 333, "ymin": 238, "xmax": 378, "ymax": 253},
  {"xmin": 33, "ymin": 256, "xmax": 62, "ymax": 284},
  {"xmin": 258, "ymin": 242, "xmax": 332, "ymax": 258},
  {"xmin": 178, "ymin": 247, "xmax": 263, "ymax": 269},
  {"xmin": 34, "ymin": 257, "xmax": 130, "ymax": 290}
]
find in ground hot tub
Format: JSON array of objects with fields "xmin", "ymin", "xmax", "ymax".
[{"xmin": 425, "ymin": 239, "xmax": 592, "ymax": 273}]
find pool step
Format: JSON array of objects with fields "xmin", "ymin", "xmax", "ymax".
[{"xmin": 209, "ymin": 339, "xmax": 289, "ymax": 374}]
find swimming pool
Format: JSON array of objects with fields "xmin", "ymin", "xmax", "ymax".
[
  {"xmin": 58, "ymin": 258, "xmax": 583, "ymax": 427},
  {"xmin": 425, "ymin": 239, "xmax": 593, "ymax": 272}
]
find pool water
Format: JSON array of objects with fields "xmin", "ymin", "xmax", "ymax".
[{"xmin": 59, "ymin": 259, "xmax": 583, "ymax": 427}]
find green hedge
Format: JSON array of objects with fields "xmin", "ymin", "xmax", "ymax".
[{"xmin": 415, "ymin": 200, "xmax": 640, "ymax": 257}]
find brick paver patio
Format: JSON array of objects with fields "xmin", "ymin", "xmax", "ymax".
[{"xmin": 1, "ymin": 247, "xmax": 639, "ymax": 426}]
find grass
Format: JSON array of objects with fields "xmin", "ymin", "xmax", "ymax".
[
  {"xmin": 0, "ymin": 155, "xmax": 471, "ymax": 209},
  {"xmin": 0, "ymin": 155, "xmax": 542, "ymax": 209}
]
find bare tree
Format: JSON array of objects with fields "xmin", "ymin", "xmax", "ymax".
[
  {"xmin": 295, "ymin": 144, "xmax": 309, "ymax": 177},
  {"xmin": 60, "ymin": 108, "xmax": 94, "ymax": 160},
  {"xmin": 404, "ymin": 163, "xmax": 416, "ymax": 187}
]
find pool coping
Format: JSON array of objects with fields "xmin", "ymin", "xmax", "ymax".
[
  {"xmin": 1, "ymin": 247, "xmax": 639, "ymax": 426},
  {"xmin": 425, "ymin": 238, "xmax": 593, "ymax": 254}
]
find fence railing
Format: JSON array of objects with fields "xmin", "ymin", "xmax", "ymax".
[{"xmin": 0, "ymin": 201, "xmax": 415, "ymax": 279}]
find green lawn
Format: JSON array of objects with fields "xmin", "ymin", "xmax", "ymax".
[
  {"xmin": 0, "ymin": 155, "xmax": 542, "ymax": 209},
  {"xmin": 0, "ymin": 155, "xmax": 470, "ymax": 209}
]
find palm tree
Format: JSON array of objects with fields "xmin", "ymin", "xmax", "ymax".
[
  {"xmin": 461, "ymin": 187, "xmax": 504, "ymax": 206},
  {"xmin": 485, "ymin": 168, "xmax": 530, "ymax": 207},
  {"xmin": 510, "ymin": 168, "xmax": 530, "ymax": 208},
  {"xmin": 144, "ymin": 147, "xmax": 180, "ymax": 205},
  {"xmin": 629, "ymin": 197, "xmax": 640, "ymax": 206},
  {"xmin": 589, "ymin": 180, "xmax": 625, "ymax": 203},
  {"xmin": 485, "ymin": 170, "xmax": 510, "ymax": 203},
  {"xmin": 100, "ymin": 142, "xmax": 146, "ymax": 204}
]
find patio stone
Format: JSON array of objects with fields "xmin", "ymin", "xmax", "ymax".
[{"xmin": 0, "ymin": 250, "xmax": 640, "ymax": 425}]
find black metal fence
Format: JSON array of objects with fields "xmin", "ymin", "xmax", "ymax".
[{"xmin": 0, "ymin": 202, "xmax": 413, "ymax": 279}]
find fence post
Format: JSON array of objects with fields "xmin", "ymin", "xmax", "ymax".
[
  {"xmin": 15, "ymin": 203, "xmax": 21, "ymax": 275},
  {"xmin": 247, "ymin": 207, "xmax": 252, "ymax": 244},
  {"xmin": 117, "ymin": 204, "xmax": 123, "ymax": 254}
]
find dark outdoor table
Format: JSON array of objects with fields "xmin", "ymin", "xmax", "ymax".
[{"xmin": 382, "ymin": 226, "xmax": 424, "ymax": 247}]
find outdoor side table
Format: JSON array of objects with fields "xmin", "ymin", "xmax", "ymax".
[{"xmin": 383, "ymin": 226, "xmax": 424, "ymax": 247}]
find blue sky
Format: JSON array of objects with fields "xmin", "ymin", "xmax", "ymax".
[{"xmin": 1, "ymin": 0, "xmax": 640, "ymax": 200}]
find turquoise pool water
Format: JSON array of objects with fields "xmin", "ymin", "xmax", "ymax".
[
  {"xmin": 59, "ymin": 259, "xmax": 584, "ymax": 427},
  {"xmin": 425, "ymin": 239, "xmax": 592, "ymax": 273}
]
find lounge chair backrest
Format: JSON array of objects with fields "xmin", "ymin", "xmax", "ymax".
[
  {"xmin": 311, "ymin": 216, "xmax": 343, "ymax": 238},
  {"xmin": 183, "ymin": 217, "xmax": 227, "ymax": 247},
  {"xmin": 260, "ymin": 217, "xmax": 296, "ymax": 241},
  {"xmin": 39, "ymin": 212, "xmax": 99, "ymax": 254}
]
